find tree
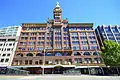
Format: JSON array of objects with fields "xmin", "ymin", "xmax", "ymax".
[{"xmin": 101, "ymin": 40, "xmax": 120, "ymax": 66}]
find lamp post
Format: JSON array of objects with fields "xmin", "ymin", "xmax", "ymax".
[
  {"xmin": 107, "ymin": 65, "xmax": 110, "ymax": 75},
  {"xmin": 42, "ymin": 49, "xmax": 45, "ymax": 76},
  {"xmin": 87, "ymin": 62, "xmax": 90, "ymax": 75}
]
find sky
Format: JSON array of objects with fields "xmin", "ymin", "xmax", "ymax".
[{"xmin": 0, "ymin": 0, "xmax": 120, "ymax": 28}]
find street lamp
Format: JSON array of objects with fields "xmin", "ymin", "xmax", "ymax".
[
  {"xmin": 107, "ymin": 65, "xmax": 110, "ymax": 75},
  {"xmin": 42, "ymin": 49, "xmax": 45, "ymax": 76},
  {"xmin": 42, "ymin": 27, "xmax": 53, "ymax": 75}
]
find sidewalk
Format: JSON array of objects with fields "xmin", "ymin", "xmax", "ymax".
[{"xmin": 0, "ymin": 75, "xmax": 120, "ymax": 80}]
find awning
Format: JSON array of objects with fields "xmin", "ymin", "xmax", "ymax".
[
  {"xmin": 75, "ymin": 66, "xmax": 100, "ymax": 68},
  {"xmin": 10, "ymin": 65, "xmax": 42, "ymax": 68}
]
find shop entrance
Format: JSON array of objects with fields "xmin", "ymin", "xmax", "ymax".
[{"xmin": 54, "ymin": 66, "xmax": 63, "ymax": 74}]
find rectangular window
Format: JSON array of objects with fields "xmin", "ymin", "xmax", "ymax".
[
  {"xmin": 29, "ymin": 60, "xmax": 32, "ymax": 65},
  {"xmin": 2, "ymin": 48, "xmax": 3, "ymax": 51},
  {"xmin": 0, "ymin": 44, "xmax": 2, "ymax": 46},
  {"xmin": 63, "ymin": 27, "xmax": 68, "ymax": 32},
  {"xmin": 109, "ymin": 37, "xmax": 115, "ymax": 40},
  {"xmin": 82, "ymin": 41, "xmax": 88, "ymax": 45},
  {"xmin": 90, "ymin": 46, "xmax": 98, "ymax": 50},
  {"xmin": 9, "ymin": 43, "xmax": 12, "ymax": 46},
  {"xmin": 47, "ymin": 37, "xmax": 50, "ymax": 40},
  {"xmin": 21, "ymin": 33, "xmax": 28, "ymax": 36},
  {"xmin": 89, "ymin": 36, "xmax": 95, "ymax": 39},
  {"xmin": 37, "ymin": 47, "xmax": 43, "ymax": 51},
  {"xmin": 72, "ymin": 41, "xmax": 79, "ymax": 45},
  {"xmin": 38, "ymin": 37, "xmax": 41, "ymax": 40},
  {"xmin": 21, "ymin": 48, "xmax": 25, "ymax": 51},
  {"xmin": 21, "ymin": 37, "xmax": 28, "ymax": 40},
  {"xmin": 39, "ymin": 32, "xmax": 45, "ymax": 35},
  {"xmin": 42, "ymin": 37, "xmax": 45, "ymax": 40},
  {"xmin": 7, "ymin": 48, "xmax": 10, "ymax": 51},
  {"xmin": 30, "ymin": 33, "xmax": 37, "ymax": 36},
  {"xmin": 30, "ymin": 37, "xmax": 36, "ymax": 40},
  {"xmin": 71, "ymin": 32, "xmax": 78, "ymax": 35},
  {"xmin": 112, "ymin": 28, "xmax": 119, "ymax": 33},
  {"xmin": 0, "ymin": 59, "xmax": 4, "ymax": 62},
  {"xmin": 28, "ymin": 47, "xmax": 34, "ymax": 51},
  {"xmin": 90, "ymin": 41, "xmax": 97, "ymax": 44},
  {"xmin": 37, "ymin": 42, "xmax": 40, "ymax": 45},
  {"xmin": 73, "ymin": 46, "xmax": 80, "ymax": 50},
  {"xmin": 6, "ymin": 44, "xmax": 8, "ymax": 46},
  {"xmin": 8, "ymin": 39, "xmax": 15, "ymax": 41},
  {"xmin": 39, "ymin": 60, "xmax": 42, "ymax": 64},
  {"xmin": 72, "ymin": 37, "xmax": 78, "ymax": 40},
  {"xmin": 85, "ymin": 27, "xmax": 93, "ymax": 30},
  {"xmin": 35, "ymin": 61, "xmax": 38, "ymax": 65},
  {"xmin": 7, "ymin": 54, "xmax": 10, "ymax": 56},
  {"xmin": 5, "ymin": 59, "xmax": 9, "ymax": 62},
  {"xmin": 55, "ymin": 37, "xmax": 61, "ymax": 40},
  {"xmin": 80, "ymin": 32, "xmax": 86, "ymax": 35},
  {"xmin": 29, "ymin": 42, "xmax": 35, "ymax": 45},
  {"xmin": 82, "ymin": 46, "xmax": 88, "ymax": 50},
  {"xmin": 2, "ymin": 54, "xmax": 6, "ymax": 56},
  {"xmin": 80, "ymin": 36, "xmax": 87, "ymax": 40},
  {"xmin": 77, "ymin": 27, "xmax": 85, "ymax": 30},
  {"xmin": 25, "ymin": 60, "xmax": 28, "ymax": 65},
  {"xmin": 107, "ymin": 34, "xmax": 113, "ymax": 36},
  {"xmin": 88, "ymin": 32, "xmax": 94, "ymax": 35},
  {"xmin": 74, "ymin": 58, "xmax": 82, "ymax": 63}
]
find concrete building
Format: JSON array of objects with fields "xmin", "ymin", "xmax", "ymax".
[
  {"xmin": 95, "ymin": 25, "xmax": 120, "ymax": 47},
  {"xmin": 12, "ymin": 2, "xmax": 104, "ymax": 74},
  {"xmin": 0, "ymin": 26, "xmax": 21, "ymax": 67}
]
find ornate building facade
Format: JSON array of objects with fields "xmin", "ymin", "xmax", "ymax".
[{"xmin": 12, "ymin": 2, "xmax": 105, "ymax": 74}]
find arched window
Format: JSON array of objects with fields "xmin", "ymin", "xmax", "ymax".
[
  {"xmin": 93, "ymin": 52, "xmax": 100, "ymax": 56},
  {"xmin": 83, "ymin": 52, "xmax": 91, "ymax": 56},
  {"xmin": 55, "ymin": 52, "xmax": 62, "ymax": 56},
  {"xmin": 26, "ymin": 53, "xmax": 33, "ymax": 57},
  {"xmin": 45, "ymin": 53, "xmax": 53, "ymax": 56},
  {"xmin": 36, "ymin": 53, "xmax": 43, "ymax": 56},
  {"xmin": 74, "ymin": 52, "xmax": 81, "ymax": 56},
  {"xmin": 16, "ymin": 53, "xmax": 23, "ymax": 57}
]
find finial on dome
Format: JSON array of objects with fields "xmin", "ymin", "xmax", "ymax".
[{"xmin": 56, "ymin": 2, "xmax": 60, "ymax": 7}]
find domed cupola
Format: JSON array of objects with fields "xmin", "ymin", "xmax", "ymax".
[{"xmin": 53, "ymin": 2, "xmax": 62, "ymax": 20}]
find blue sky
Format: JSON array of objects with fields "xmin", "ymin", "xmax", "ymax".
[{"xmin": 0, "ymin": 0, "xmax": 120, "ymax": 28}]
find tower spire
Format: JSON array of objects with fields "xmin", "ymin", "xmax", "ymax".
[{"xmin": 56, "ymin": 2, "xmax": 60, "ymax": 7}]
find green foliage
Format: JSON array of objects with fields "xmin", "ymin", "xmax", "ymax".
[{"xmin": 101, "ymin": 40, "xmax": 120, "ymax": 66}]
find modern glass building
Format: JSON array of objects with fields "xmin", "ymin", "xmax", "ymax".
[
  {"xmin": 95, "ymin": 25, "xmax": 120, "ymax": 47},
  {"xmin": 12, "ymin": 2, "xmax": 105, "ymax": 74},
  {"xmin": 0, "ymin": 26, "xmax": 21, "ymax": 67}
]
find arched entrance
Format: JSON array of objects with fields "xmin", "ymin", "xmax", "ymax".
[{"xmin": 53, "ymin": 66, "xmax": 63, "ymax": 74}]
